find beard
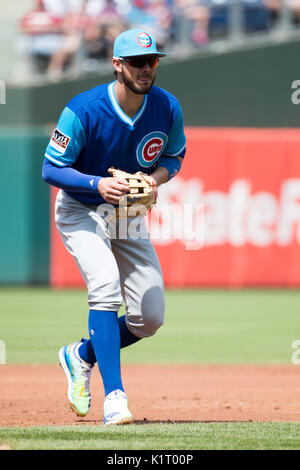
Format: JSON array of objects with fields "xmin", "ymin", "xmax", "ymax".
[{"xmin": 121, "ymin": 68, "xmax": 156, "ymax": 95}]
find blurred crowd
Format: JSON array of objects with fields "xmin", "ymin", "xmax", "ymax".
[{"xmin": 16, "ymin": 0, "xmax": 300, "ymax": 80}]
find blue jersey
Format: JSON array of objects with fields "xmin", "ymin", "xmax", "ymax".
[{"xmin": 44, "ymin": 81, "xmax": 186, "ymax": 205}]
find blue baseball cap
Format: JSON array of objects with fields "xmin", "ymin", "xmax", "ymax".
[{"xmin": 113, "ymin": 29, "xmax": 167, "ymax": 58}]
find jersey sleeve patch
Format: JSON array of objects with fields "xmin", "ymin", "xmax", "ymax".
[
  {"xmin": 50, "ymin": 128, "xmax": 71, "ymax": 154},
  {"xmin": 44, "ymin": 106, "xmax": 87, "ymax": 167}
]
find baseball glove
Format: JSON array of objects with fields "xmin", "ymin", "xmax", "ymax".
[{"xmin": 108, "ymin": 167, "xmax": 157, "ymax": 216}]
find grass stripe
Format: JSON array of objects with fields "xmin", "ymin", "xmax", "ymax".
[
  {"xmin": 0, "ymin": 423, "xmax": 299, "ymax": 450},
  {"xmin": 0, "ymin": 288, "xmax": 299, "ymax": 364}
]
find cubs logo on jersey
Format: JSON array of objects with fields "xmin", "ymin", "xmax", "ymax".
[
  {"xmin": 136, "ymin": 132, "xmax": 168, "ymax": 168},
  {"xmin": 136, "ymin": 32, "xmax": 152, "ymax": 48}
]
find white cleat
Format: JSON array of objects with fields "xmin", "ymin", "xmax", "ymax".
[{"xmin": 103, "ymin": 389, "xmax": 134, "ymax": 425}]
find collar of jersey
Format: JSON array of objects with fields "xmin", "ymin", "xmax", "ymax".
[{"xmin": 108, "ymin": 81, "xmax": 148, "ymax": 127}]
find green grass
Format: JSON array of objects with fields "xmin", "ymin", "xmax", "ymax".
[
  {"xmin": 0, "ymin": 288, "xmax": 299, "ymax": 451},
  {"xmin": 0, "ymin": 423, "xmax": 299, "ymax": 450},
  {"xmin": 0, "ymin": 288, "xmax": 299, "ymax": 364}
]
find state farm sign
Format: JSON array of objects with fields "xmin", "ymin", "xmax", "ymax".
[
  {"xmin": 50, "ymin": 127, "xmax": 300, "ymax": 287},
  {"xmin": 148, "ymin": 177, "xmax": 300, "ymax": 248}
]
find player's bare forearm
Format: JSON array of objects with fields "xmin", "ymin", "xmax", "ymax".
[{"xmin": 151, "ymin": 157, "xmax": 183, "ymax": 187}]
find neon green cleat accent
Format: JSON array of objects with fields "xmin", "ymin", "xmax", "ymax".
[{"xmin": 59, "ymin": 342, "xmax": 93, "ymax": 417}]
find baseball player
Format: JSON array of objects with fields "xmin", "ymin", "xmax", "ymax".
[{"xmin": 42, "ymin": 28, "xmax": 186, "ymax": 425}]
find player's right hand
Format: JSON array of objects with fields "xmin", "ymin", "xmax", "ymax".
[{"xmin": 97, "ymin": 177, "xmax": 129, "ymax": 204}]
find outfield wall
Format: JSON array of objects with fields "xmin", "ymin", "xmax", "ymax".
[
  {"xmin": 50, "ymin": 127, "xmax": 300, "ymax": 288},
  {"xmin": 0, "ymin": 128, "xmax": 49, "ymax": 284},
  {"xmin": 2, "ymin": 37, "xmax": 300, "ymax": 127}
]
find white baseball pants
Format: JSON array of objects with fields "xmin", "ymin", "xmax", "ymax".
[{"xmin": 55, "ymin": 190, "xmax": 165, "ymax": 338}]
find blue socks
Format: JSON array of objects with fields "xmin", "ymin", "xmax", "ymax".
[
  {"xmin": 78, "ymin": 335, "xmax": 96, "ymax": 364},
  {"xmin": 78, "ymin": 311, "xmax": 142, "ymax": 397},
  {"xmin": 88, "ymin": 310, "xmax": 124, "ymax": 396},
  {"xmin": 119, "ymin": 315, "xmax": 142, "ymax": 349}
]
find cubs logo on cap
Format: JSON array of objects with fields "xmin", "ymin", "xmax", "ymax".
[
  {"xmin": 113, "ymin": 29, "xmax": 167, "ymax": 58},
  {"xmin": 136, "ymin": 32, "xmax": 152, "ymax": 48},
  {"xmin": 137, "ymin": 132, "xmax": 168, "ymax": 168}
]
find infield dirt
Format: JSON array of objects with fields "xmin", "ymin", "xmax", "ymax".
[{"xmin": 1, "ymin": 364, "xmax": 299, "ymax": 426}]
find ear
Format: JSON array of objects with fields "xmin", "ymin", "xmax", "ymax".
[{"xmin": 112, "ymin": 58, "xmax": 123, "ymax": 74}]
